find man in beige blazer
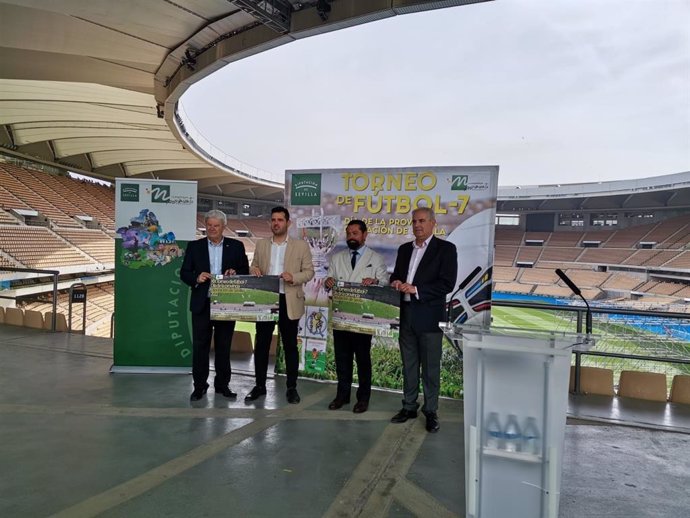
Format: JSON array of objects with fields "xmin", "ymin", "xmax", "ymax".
[{"xmin": 245, "ymin": 206, "xmax": 314, "ymax": 404}]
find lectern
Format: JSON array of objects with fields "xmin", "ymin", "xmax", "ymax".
[{"xmin": 443, "ymin": 325, "xmax": 591, "ymax": 518}]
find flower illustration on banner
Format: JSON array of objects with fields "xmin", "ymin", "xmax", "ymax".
[{"xmin": 116, "ymin": 209, "xmax": 184, "ymax": 269}]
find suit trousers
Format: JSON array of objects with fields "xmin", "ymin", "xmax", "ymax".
[
  {"xmin": 191, "ymin": 300, "xmax": 236, "ymax": 390},
  {"xmin": 333, "ymin": 329, "xmax": 373, "ymax": 402},
  {"xmin": 254, "ymin": 294, "xmax": 299, "ymax": 389},
  {"xmin": 398, "ymin": 303, "xmax": 442, "ymax": 413}
]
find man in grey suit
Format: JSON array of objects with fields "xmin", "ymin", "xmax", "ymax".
[
  {"xmin": 325, "ymin": 219, "xmax": 389, "ymax": 413},
  {"xmin": 389, "ymin": 207, "xmax": 457, "ymax": 432}
]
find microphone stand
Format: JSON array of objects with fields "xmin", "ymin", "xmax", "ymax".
[{"xmin": 555, "ymin": 268, "xmax": 595, "ymax": 394}]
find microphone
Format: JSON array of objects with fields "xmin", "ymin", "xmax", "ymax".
[
  {"xmin": 446, "ymin": 266, "xmax": 482, "ymax": 324},
  {"xmin": 555, "ymin": 268, "xmax": 592, "ymax": 335}
]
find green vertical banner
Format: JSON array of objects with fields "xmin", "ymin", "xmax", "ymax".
[{"xmin": 112, "ymin": 179, "xmax": 197, "ymax": 371}]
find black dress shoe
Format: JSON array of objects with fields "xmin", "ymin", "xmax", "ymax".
[
  {"xmin": 353, "ymin": 401, "xmax": 369, "ymax": 414},
  {"xmin": 390, "ymin": 408, "xmax": 418, "ymax": 423},
  {"xmin": 244, "ymin": 386, "xmax": 267, "ymax": 401},
  {"xmin": 328, "ymin": 398, "xmax": 350, "ymax": 410},
  {"xmin": 190, "ymin": 387, "xmax": 208, "ymax": 401},
  {"xmin": 424, "ymin": 412, "xmax": 440, "ymax": 433},
  {"xmin": 215, "ymin": 387, "xmax": 237, "ymax": 399},
  {"xmin": 286, "ymin": 388, "xmax": 301, "ymax": 404}
]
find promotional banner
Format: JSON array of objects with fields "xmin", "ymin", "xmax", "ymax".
[
  {"xmin": 113, "ymin": 179, "xmax": 196, "ymax": 371},
  {"xmin": 331, "ymin": 282, "xmax": 400, "ymax": 338},
  {"xmin": 286, "ymin": 166, "xmax": 498, "ymax": 396},
  {"xmin": 209, "ymin": 275, "xmax": 280, "ymax": 322}
]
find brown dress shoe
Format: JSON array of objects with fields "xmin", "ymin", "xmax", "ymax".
[
  {"xmin": 328, "ymin": 398, "xmax": 349, "ymax": 410},
  {"xmin": 352, "ymin": 401, "xmax": 369, "ymax": 414}
]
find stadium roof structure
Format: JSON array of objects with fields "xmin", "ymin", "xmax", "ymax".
[
  {"xmin": 0, "ymin": 0, "xmax": 489, "ymax": 199},
  {"xmin": 497, "ymin": 171, "xmax": 690, "ymax": 213}
]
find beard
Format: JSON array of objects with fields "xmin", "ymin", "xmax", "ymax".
[{"xmin": 346, "ymin": 240, "xmax": 360, "ymax": 250}]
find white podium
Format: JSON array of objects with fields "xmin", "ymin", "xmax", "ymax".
[{"xmin": 443, "ymin": 325, "xmax": 589, "ymax": 518}]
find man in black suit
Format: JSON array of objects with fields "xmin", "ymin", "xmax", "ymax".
[
  {"xmin": 180, "ymin": 210, "xmax": 249, "ymax": 402},
  {"xmin": 389, "ymin": 207, "xmax": 457, "ymax": 433}
]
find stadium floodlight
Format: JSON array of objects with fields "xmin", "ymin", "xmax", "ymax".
[{"xmin": 183, "ymin": 48, "xmax": 197, "ymax": 71}]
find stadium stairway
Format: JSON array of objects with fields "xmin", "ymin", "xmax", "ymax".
[{"xmin": 0, "ymin": 324, "xmax": 689, "ymax": 517}]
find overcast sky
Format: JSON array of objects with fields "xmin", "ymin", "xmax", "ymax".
[{"xmin": 181, "ymin": 0, "xmax": 690, "ymax": 187}]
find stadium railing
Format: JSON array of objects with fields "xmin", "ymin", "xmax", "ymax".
[
  {"xmin": 0, "ymin": 267, "xmax": 59, "ymax": 331},
  {"xmin": 494, "ymin": 299, "xmax": 690, "ymax": 396}
]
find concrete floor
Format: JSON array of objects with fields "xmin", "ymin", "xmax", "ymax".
[{"xmin": 0, "ymin": 324, "xmax": 689, "ymax": 518}]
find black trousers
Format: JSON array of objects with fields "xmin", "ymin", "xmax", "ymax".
[
  {"xmin": 191, "ymin": 300, "xmax": 236, "ymax": 390},
  {"xmin": 254, "ymin": 294, "xmax": 299, "ymax": 389},
  {"xmin": 333, "ymin": 329, "xmax": 373, "ymax": 402}
]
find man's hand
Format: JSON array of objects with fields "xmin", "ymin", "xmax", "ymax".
[
  {"xmin": 391, "ymin": 280, "xmax": 402, "ymax": 290},
  {"xmin": 250, "ymin": 266, "xmax": 262, "ymax": 277},
  {"xmin": 324, "ymin": 277, "xmax": 335, "ymax": 289},
  {"xmin": 223, "ymin": 268, "xmax": 236, "ymax": 276},
  {"xmin": 281, "ymin": 272, "xmax": 293, "ymax": 284},
  {"xmin": 361, "ymin": 277, "xmax": 378, "ymax": 286},
  {"xmin": 399, "ymin": 282, "xmax": 417, "ymax": 295},
  {"xmin": 196, "ymin": 272, "xmax": 212, "ymax": 284}
]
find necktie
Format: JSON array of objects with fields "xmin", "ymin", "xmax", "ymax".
[{"xmin": 351, "ymin": 250, "xmax": 358, "ymax": 269}]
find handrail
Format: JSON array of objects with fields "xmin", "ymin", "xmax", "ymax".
[
  {"xmin": 0, "ymin": 267, "xmax": 59, "ymax": 331},
  {"xmin": 175, "ymin": 101, "xmax": 284, "ymax": 185},
  {"xmin": 492, "ymin": 299, "xmax": 690, "ymax": 394}
]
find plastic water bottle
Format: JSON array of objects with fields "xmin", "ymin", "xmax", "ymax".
[
  {"xmin": 485, "ymin": 412, "xmax": 503, "ymax": 449},
  {"xmin": 522, "ymin": 417, "xmax": 541, "ymax": 455},
  {"xmin": 503, "ymin": 414, "xmax": 522, "ymax": 452}
]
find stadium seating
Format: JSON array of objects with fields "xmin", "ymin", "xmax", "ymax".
[
  {"xmin": 564, "ymin": 269, "xmax": 611, "ymax": 288},
  {"xmin": 494, "ymin": 245, "xmax": 518, "ymax": 266},
  {"xmin": 43, "ymin": 311, "xmax": 69, "ymax": 332},
  {"xmin": 579, "ymin": 248, "xmax": 635, "ymax": 265},
  {"xmin": 4, "ymin": 307, "xmax": 23, "ymax": 326},
  {"xmin": 669, "ymin": 375, "xmax": 690, "ymax": 404},
  {"xmin": 538, "ymin": 247, "xmax": 582, "ymax": 262},
  {"xmin": 623, "ymin": 249, "xmax": 681, "ymax": 267},
  {"xmin": 569, "ymin": 366, "xmax": 615, "ymax": 396},
  {"xmin": 643, "ymin": 214, "xmax": 690, "ymax": 245},
  {"xmin": 618, "ymin": 370, "xmax": 668, "ymax": 402},
  {"xmin": 55, "ymin": 229, "xmax": 114, "ymax": 264},
  {"xmin": 493, "ymin": 266, "xmax": 518, "ymax": 281},
  {"xmin": 0, "ymin": 225, "xmax": 96, "ymax": 268},
  {"xmin": 515, "ymin": 246, "xmax": 542, "ymax": 264},
  {"xmin": 231, "ymin": 331, "xmax": 253, "ymax": 353},
  {"xmin": 547, "ymin": 232, "xmax": 583, "ymax": 246},
  {"xmin": 664, "ymin": 251, "xmax": 690, "ymax": 270},
  {"xmin": 519, "ymin": 268, "xmax": 558, "ymax": 284},
  {"xmin": 604, "ymin": 225, "xmax": 655, "ymax": 248},
  {"xmin": 23, "ymin": 310, "xmax": 44, "ymax": 329},
  {"xmin": 0, "ymin": 209, "xmax": 19, "ymax": 225},
  {"xmin": 602, "ymin": 273, "xmax": 644, "ymax": 291},
  {"xmin": 494, "ymin": 228, "xmax": 523, "ymax": 245}
]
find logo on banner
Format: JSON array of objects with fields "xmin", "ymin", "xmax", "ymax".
[
  {"xmin": 120, "ymin": 184, "xmax": 140, "ymax": 202},
  {"xmin": 291, "ymin": 174, "xmax": 322, "ymax": 205},
  {"xmin": 451, "ymin": 175, "xmax": 469, "ymax": 190},
  {"xmin": 451, "ymin": 175, "xmax": 489, "ymax": 191},
  {"xmin": 150, "ymin": 184, "xmax": 171, "ymax": 203}
]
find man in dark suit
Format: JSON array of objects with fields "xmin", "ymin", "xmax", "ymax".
[
  {"xmin": 180, "ymin": 209, "xmax": 249, "ymax": 402},
  {"xmin": 389, "ymin": 207, "xmax": 457, "ymax": 433}
]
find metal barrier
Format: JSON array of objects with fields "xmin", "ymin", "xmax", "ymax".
[
  {"xmin": 493, "ymin": 299, "xmax": 690, "ymax": 394},
  {"xmin": 0, "ymin": 267, "xmax": 59, "ymax": 331}
]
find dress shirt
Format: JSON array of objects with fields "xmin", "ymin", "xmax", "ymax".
[
  {"xmin": 404, "ymin": 235, "xmax": 433, "ymax": 301},
  {"xmin": 268, "ymin": 236, "xmax": 288, "ymax": 293},
  {"xmin": 207, "ymin": 239, "xmax": 223, "ymax": 275}
]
